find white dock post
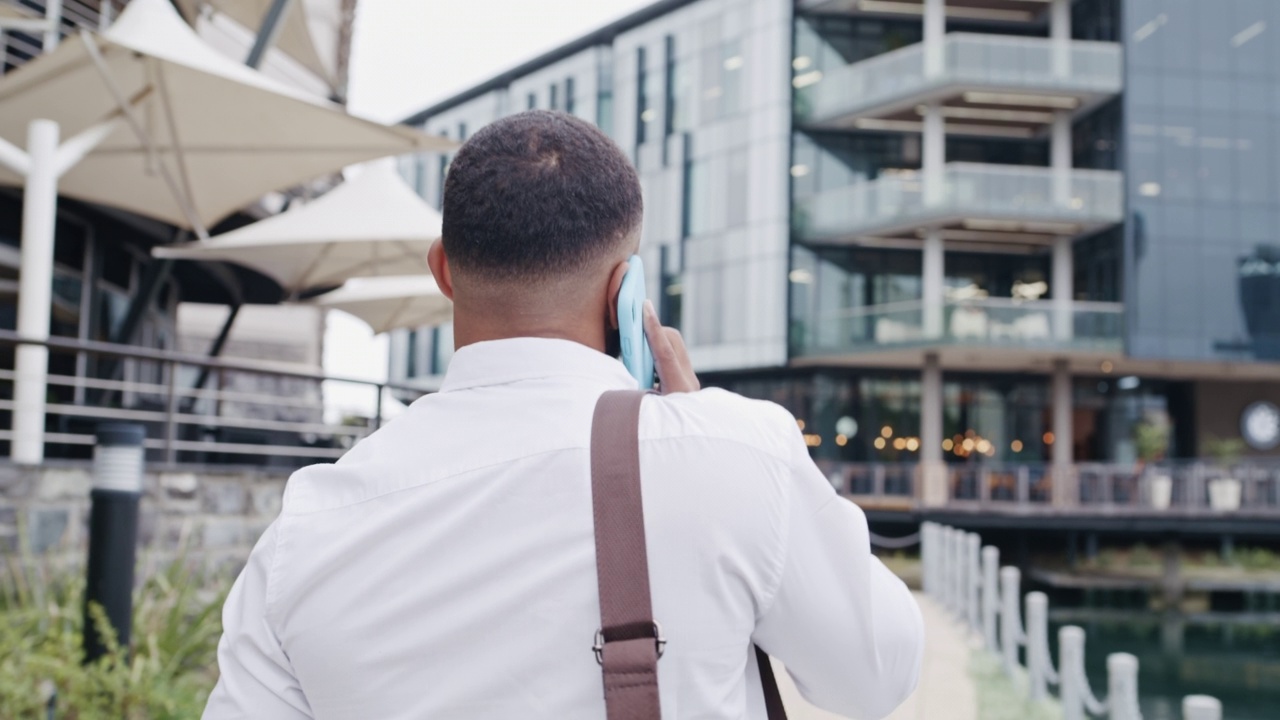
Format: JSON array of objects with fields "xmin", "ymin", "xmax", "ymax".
[
  {"xmin": 922, "ymin": 522, "xmax": 936, "ymax": 598},
  {"xmin": 1025, "ymin": 591, "xmax": 1052, "ymax": 701},
  {"xmin": 999, "ymin": 566, "xmax": 1022, "ymax": 676},
  {"xmin": 966, "ymin": 533, "xmax": 981, "ymax": 633},
  {"xmin": 981, "ymin": 546, "xmax": 999, "ymax": 652},
  {"xmin": 1059, "ymin": 626, "xmax": 1086, "ymax": 720},
  {"xmin": 1107, "ymin": 652, "xmax": 1141, "ymax": 720},
  {"xmin": 1183, "ymin": 695, "xmax": 1222, "ymax": 720},
  {"xmin": 941, "ymin": 526, "xmax": 954, "ymax": 611}
]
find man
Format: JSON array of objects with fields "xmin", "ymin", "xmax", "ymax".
[{"xmin": 205, "ymin": 110, "xmax": 923, "ymax": 720}]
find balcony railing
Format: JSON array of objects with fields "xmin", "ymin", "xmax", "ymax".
[
  {"xmin": 794, "ymin": 163, "xmax": 1124, "ymax": 241},
  {"xmin": 815, "ymin": 460, "xmax": 1280, "ymax": 516},
  {"xmin": 796, "ymin": 33, "xmax": 1123, "ymax": 124},
  {"xmin": 795, "ymin": 297, "xmax": 1125, "ymax": 356}
]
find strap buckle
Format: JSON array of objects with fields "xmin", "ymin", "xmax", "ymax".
[{"xmin": 592, "ymin": 621, "xmax": 666, "ymax": 665}]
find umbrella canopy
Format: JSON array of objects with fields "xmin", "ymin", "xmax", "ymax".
[
  {"xmin": 176, "ymin": 0, "xmax": 342, "ymax": 92},
  {"xmin": 0, "ymin": 0, "xmax": 451, "ymax": 235},
  {"xmin": 154, "ymin": 163, "xmax": 442, "ymax": 294},
  {"xmin": 309, "ymin": 275, "xmax": 452, "ymax": 335}
]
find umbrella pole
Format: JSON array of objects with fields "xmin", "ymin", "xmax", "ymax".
[
  {"xmin": 245, "ymin": 0, "xmax": 295, "ymax": 69},
  {"xmin": 12, "ymin": 120, "xmax": 60, "ymax": 465}
]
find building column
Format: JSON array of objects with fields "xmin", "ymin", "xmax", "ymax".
[
  {"xmin": 1050, "ymin": 0, "xmax": 1071, "ymax": 78},
  {"xmin": 1052, "ymin": 235, "xmax": 1073, "ymax": 341},
  {"xmin": 923, "ymin": 230, "xmax": 945, "ymax": 339},
  {"xmin": 12, "ymin": 120, "xmax": 60, "ymax": 465},
  {"xmin": 920, "ymin": 353, "xmax": 946, "ymax": 506},
  {"xmin": 922, "ymin": 103, "xmax": 945, "ymax": 207},
  {"xmin": 923, "ymin": 0, "xmax": 945, "ymax": 79},
  {"xmin": 1051, "ymin": 359, "xmax": 1076, "ymax": 507},
  {"xmin": 1051, "ymin": 111, "xmax": 1072, "ymax": 208}
]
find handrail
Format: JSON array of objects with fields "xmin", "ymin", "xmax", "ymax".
[
  {"xmin": 0, "ymin": 330, "xmax": 426, "ymax": 394},
  {"xmin": 0, "ymin": 330, "xmax": 430, "ymax": 466}
]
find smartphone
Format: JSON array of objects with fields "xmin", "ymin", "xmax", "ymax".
[{"xmin": 617, "ymin": 254, "xmax": 655, "ymax": 389}]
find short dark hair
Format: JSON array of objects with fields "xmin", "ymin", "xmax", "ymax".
[{"xmin": 441, "ymin": 110, "xmax": 643, "ymax": 283}]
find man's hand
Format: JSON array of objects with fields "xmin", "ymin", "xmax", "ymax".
[{"xmin": 643, "ymin": 300, "xmax": 699, "ymax": 394}]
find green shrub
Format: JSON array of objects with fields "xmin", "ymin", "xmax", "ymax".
[{"xmin": 0, "ymin": 551, "xmax": 228, "ymax": 719}]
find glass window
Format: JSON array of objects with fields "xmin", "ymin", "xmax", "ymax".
[
  {"xmin": 635, "ymin": 46, "xmax": 651, "ymax": 151},
  {"xmin": 406, "ymin": 330, "xmax": 418, "ymax": 378},
  {"xmin": 549, "ymin": 83, "xmax": 558, "ymax": 111},
  {"xmin": 597, "ymin": 49, "xmax": 614, "ymax": 135},
  {"xmin": 527, "ymin": 92, "xmax": 536, "ymax": 110},
  {"xmin": 565, "ymin": 76, "xmax": 576, "ymax": 115}
]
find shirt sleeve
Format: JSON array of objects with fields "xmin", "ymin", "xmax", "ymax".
[
  {"xmin": 203, "ymin": 521, "xmax": 313, "ymax": 720},
  {"xmin": 752, "ymin": 423, "xmax": 925, "ymax": 720}
]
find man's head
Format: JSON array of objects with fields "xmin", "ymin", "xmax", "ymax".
[{"xmin": 428, "ymin": 110, "xmax": 643, "ymax": 351}]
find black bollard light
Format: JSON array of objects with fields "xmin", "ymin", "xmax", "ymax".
[{"xmin": 84, "ymin": 422, "xmax": 145, "ymax": 663}]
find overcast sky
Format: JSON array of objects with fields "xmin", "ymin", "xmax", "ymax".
[
  {"xmin": 347, "ymin": 0, "xmax": 653, "ymax": 123},
  {"xmin": 323, "ymin": 0, "xmax": 652, "ymax": 419}
]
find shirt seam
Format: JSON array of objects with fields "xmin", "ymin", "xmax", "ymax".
[
  {"xmin": 288, "ymin": 433, "xmax": 794, "ymax": 516},
  {"xmin": 755, "ymin": 455, "xmax": 800, "ymax": 622},
  {"xmin": 439, "ymin": 370, "xmax": 636, "ymax": 393}
]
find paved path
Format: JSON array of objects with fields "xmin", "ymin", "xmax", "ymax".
[{"xmin": 772, "ymin": 593, "xmax": 978, "ymax": 720}]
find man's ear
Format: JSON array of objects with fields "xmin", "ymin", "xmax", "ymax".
[
  {"xmin": 427, "ymin": 238, "xmax": 454, "ymax": 301},
  {"xmin": 606, "ymin": 259, "xmax": 629, "ymax": 330}
]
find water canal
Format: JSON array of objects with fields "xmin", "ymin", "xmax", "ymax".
[{"xmin": 1046, "ymin": 608, "xmax": 1280, "ymax": 719}]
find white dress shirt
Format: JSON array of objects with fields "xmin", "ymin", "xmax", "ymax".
[{"xmin": 204, "ymin": 338, "xmax": 923, "ymax": 720}]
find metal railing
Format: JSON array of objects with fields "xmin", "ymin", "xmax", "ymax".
[
  {"xmin": 922, "ymin": 523, "xmax": 1221, "ymax": 720},
  {"xmin": 822, "ymin": 460, "xmax": 1280, "ymax": 515},
  {"xmin": 796, "ymin": 297, "xmax": 1125, "ymax": 356},
  {"xmin": 794, "ymin": 162, "xmax": 1125, "ymax": 241},
  {"xmin": 1, "ymin": 0, "xmax": 122, "ymax": 72},
  {"xmin": 0, "ymin": 330, "xmax": 433, "ymax": 467},
  {"xmin": 796, "ymin": 33, "xmax": 1123, "ymax": 123}
]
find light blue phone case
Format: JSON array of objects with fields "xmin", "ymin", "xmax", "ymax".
[{"xmin": 618, "ymin": 254, "xmax": 655, "ymax": 389}]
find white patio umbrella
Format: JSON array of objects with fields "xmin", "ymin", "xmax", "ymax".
[
  {"xmin": 176, "ymin": 0, "xmax": 342, "ymax": 92},
  {"xmin": 309, "ymin": 275, "xmax": 452, "ymax": 335},
  {"xmin": 0, "ymin": 0, "xmax": 451, "ymax": 464},
  {"xmin": 0, "ymin": 0, "xmax": 451, "ymax": 234},
  {"xmin": 154, "ymin": 163, "xmax": 442, "ymax": 295}
]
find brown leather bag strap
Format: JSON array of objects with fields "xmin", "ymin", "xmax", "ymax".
[
  {"xmin": 590, "ymin": 389, "xmax": 787, "ymax": 720},
  {"xmin": 591, "ymin": 390, "xmax": 662, "ymax": 720}
]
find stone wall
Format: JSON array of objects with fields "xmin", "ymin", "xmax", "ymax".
[{"xmin": 0, "ymin": 461, "xmax": 291, "ymax": 571}]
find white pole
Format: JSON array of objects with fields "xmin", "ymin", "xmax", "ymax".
[
  {"xmin": 1059, "ymin": 626, "xmax": 1086, "ymax": 720},
  {"xmin": 966, "ymin": 533, "xmax": 981, "ymax": 632},
  {"xmin": 954, "ymin": 529, "xmax": 968, "ymax": 621},
  {"xmin": 43, "ymin": 0, "xmax": 63, "ymax": 52},
  {"xmin": 1050, "ymin": 0, "xmax": 1071, "ymax": 78},
  {"xmin": 923, "ymin": 0, "xmax": 945, "ymax": 79},
  {"xmin": 1107, "ymin": 652, "xmax": 1141, "ymax": 720},
  {"xmin": 923, "ymin": 522, "xmax": 937, "ymax": 598},
  {"xmin": 13, "ymin": 119, "xmax": 60, "ymax": 465},
  {"xmin": 1000, "ymin": 566, "xmax": 1021, "ymax": 676},
  {"xmin": 1026, "ymin": 591, "xmax": 1050, "ymax": 701},
  {"xmin": 1182, "ymin": 695, "xmax": 1222, "ymax": 720},
  {"xmin": 982, "ymin": 545, "xmax": 999, "ymax": 652}
]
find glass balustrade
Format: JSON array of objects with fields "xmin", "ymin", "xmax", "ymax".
[
  {"xmin": 795, "ymin": 298, "xmax": 1125, "ymax": 356},
  {"xmin": 797, "ymin": 33, "xmax": 1123, "ymax": 124},
  {"xmin": 795, "ymin": 163, "xmax": 1124, "ymax": 240}
]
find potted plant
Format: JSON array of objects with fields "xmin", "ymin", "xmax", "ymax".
[
  {"xmin": 1135, "ymin": 421, "xmax": 1172, "ymax": 510},
  {"xmin": 1204, "ymin": 436, "xmax": 1246, "ymax": 512}
]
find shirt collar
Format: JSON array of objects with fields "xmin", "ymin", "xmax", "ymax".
[{"xmin": 438, "ymin": 337, "xmax": 638, "ymax": 393}]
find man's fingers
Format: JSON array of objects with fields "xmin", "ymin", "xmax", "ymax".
[
  {"xmin": 661, "ymin": 327, "xmax": 699, "ymax": 391},
  {"xmin": 643, "ymin": 300, "xmax": 699, "ymax": 393}
]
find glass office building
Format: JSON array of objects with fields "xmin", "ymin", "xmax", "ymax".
[{"xmin": 396, "ymin": 0, "xmax": 1280, "ymax": 486}]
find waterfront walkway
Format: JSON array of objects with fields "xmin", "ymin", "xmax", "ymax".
[{"xmin": 773, "ymin": 592, "xmax": 977, "ymax": 720}]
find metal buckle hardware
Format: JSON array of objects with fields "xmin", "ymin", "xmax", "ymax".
[{"xmin": 593, "ymin": 621, "xmax": 666, "ymax": 665}]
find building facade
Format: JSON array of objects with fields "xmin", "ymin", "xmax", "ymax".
[{"xmin": 397, "ymin": 0, "xmax": 1280, "ymax": 500}]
